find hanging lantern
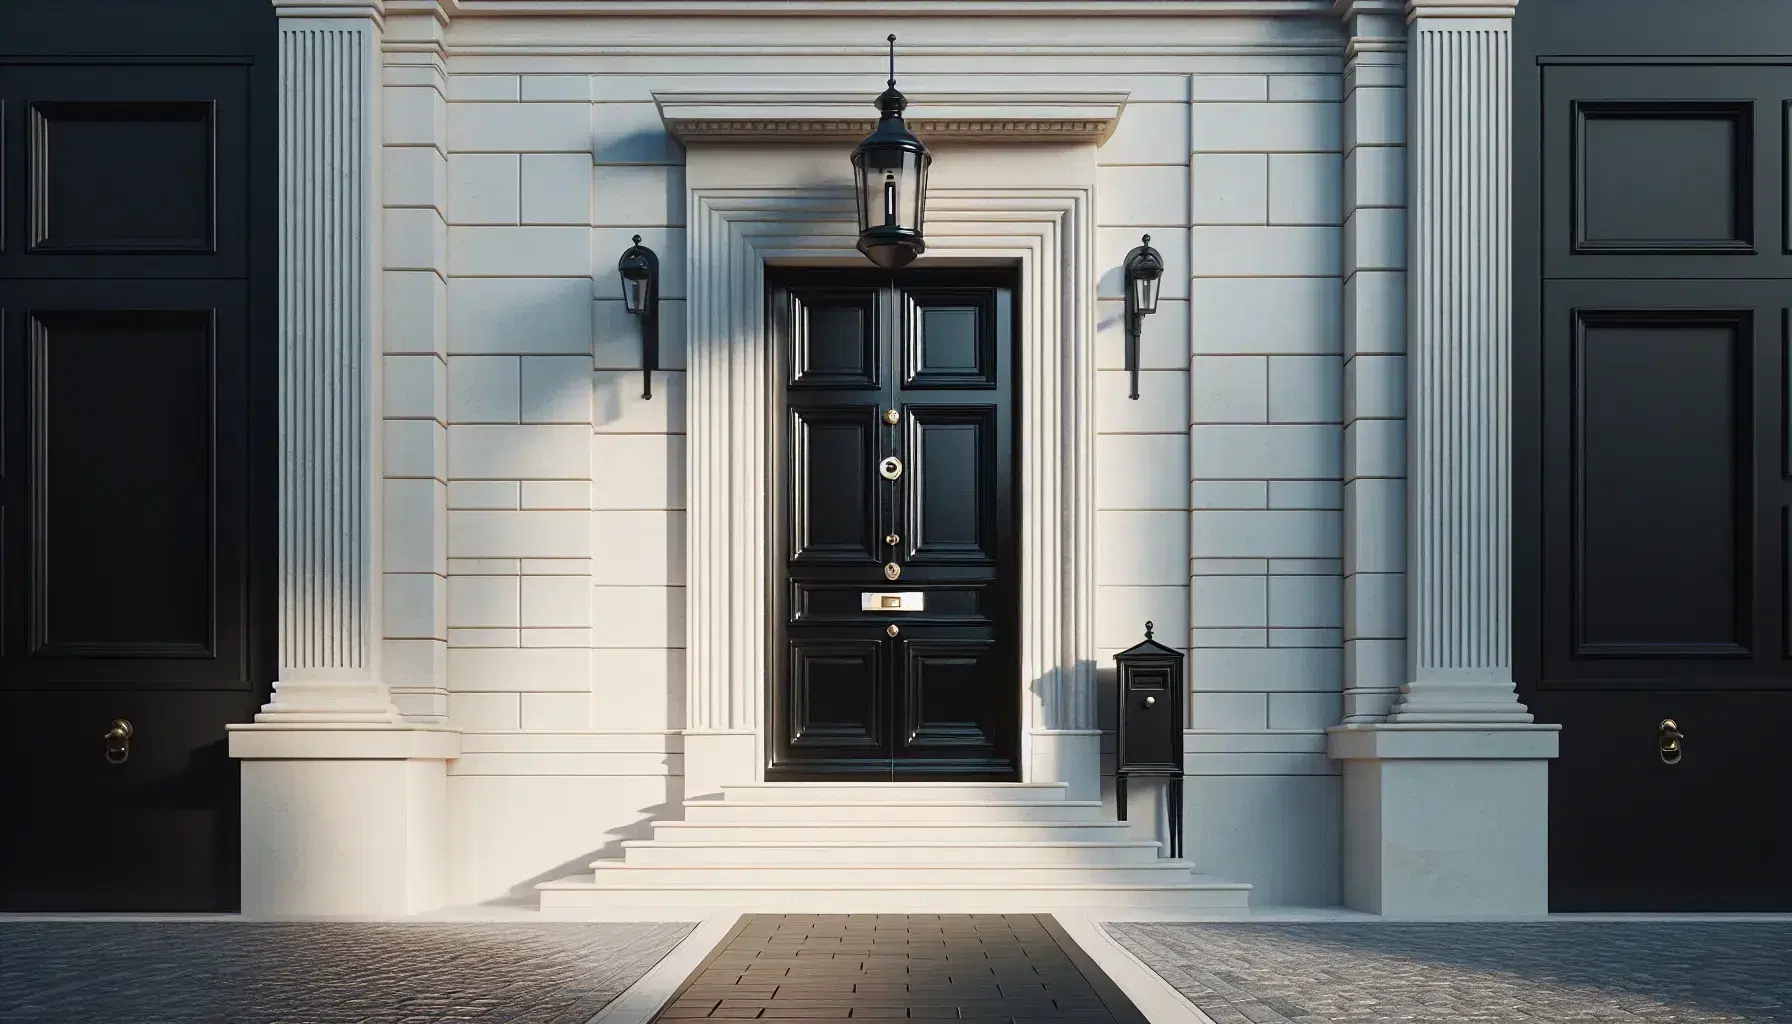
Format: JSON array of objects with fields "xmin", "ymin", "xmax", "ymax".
[{"xmin": 850, "ymin": 34, "xmax": 931, "ymax": 270}]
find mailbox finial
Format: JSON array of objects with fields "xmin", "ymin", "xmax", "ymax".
[{"xmin": 1144, "ymin": 621, "xmax": 1154, "ymax": 641}]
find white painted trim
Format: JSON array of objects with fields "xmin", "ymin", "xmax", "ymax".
[
  {"xmin": 653, "ymin": 90, "xmax": 1129, "ymax": 145},
  {"xmin": 583, "ymin": 913, "xmax": 742, "ymax": 1024},
  {"xmin": 1053, "ymin": 913, "xmax": 1217, "ymax": 1024},
  {"xmin": 680, "ymin": 181, "xmax": 1097, "ymax": 795}
]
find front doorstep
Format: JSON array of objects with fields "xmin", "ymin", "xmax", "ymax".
[
  {"xmin": 1328, "ymin": 723, "xmax": 1561, "ymax": 918},
  {"xmin": 228, "ymin": 725, "xmax": 461, "ymax": 917}
]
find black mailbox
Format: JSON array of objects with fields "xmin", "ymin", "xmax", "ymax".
[{"xmin": 1114, "ymin": 620, "xmax": 1185, "ymax": 858}]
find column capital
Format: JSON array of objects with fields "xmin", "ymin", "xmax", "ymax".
[
  {"xmin": 272, "ymin": 0, "xmax": 385, "ymax": 21},
  {"xmin": 1406, "ymin": 0, "xmax": 1517, "ymax": 20}
]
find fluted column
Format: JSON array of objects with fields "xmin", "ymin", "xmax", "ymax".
[
  {"xmin": 260, "ymin": 0, "xmax": 399, "ymax": 723},
  {"xmin": 1387, "ymin": 0, "xmax": 1530, "ymax": 723}
]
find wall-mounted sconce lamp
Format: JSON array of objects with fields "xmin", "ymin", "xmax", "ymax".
[
  {"xmin": 1122, "ymin": 233, "xmax": 1164, "ymax": 401},
  {"xmin": 616, "ymin": 234, "xmax": 659, "ymax": 400}
]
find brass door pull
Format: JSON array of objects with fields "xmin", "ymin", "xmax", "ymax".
[
  {"xmin": 1658, "ymin": 718, "xmax": 1683, "ymax": 765},
  {"xmin": 104, "ymin": 719, "xmax": 134, "ymax": 765}
]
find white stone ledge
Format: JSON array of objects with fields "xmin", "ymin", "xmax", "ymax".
[
  {"xmin": 653, "ymin": 90, "xmax": 1129, "ymax": 145},
  {"xmin": 228, "ymin": 724, "xmax": 462, "ymax": 760},
  {"xmin": 1327, "ymin": 722, "xmax": 1561, "ymax": 761}
]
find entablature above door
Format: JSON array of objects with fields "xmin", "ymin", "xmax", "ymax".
[{"xmin": 652, "ymin": 90, "xmax": 1130, "ymax": 145}]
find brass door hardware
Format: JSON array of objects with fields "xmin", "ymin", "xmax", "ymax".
[
  {"xmin": 883, "ymin": 562, "xmax": 902, "ymax": 580},
  {"xmin": 887, "ymin": 624, "xmax": 900, "ymax": 637},
  {"xmin": 879, "ymin": 456, "xmax": 903, "ymax": 480},
  {"xmin": 104, "ymin": 719, "xmax": 134, "ymax": 765},
  {"xmin": 861, "ymin": 591, "xmax": 925, "ymax": 612},
  {"xmin": 1658, "ymin": 718, "xmax": 1683, "ymax": 765},
  {"xmin": 885, "ymin": 533, "xmax": 900, "ymax": 546},
  {"xmin": 883, "ymin": 408, "xmax": 901, "ymax": 425}
]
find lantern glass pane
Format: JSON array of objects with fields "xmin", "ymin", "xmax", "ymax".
[
  {"xmin": 906, "ymin": 151, "xmax": 928, "ymax": 237},
  {"xmin": 1130, "ymin": 269, "xmax": 1161, "ymax": 316},
  {"xmin": 621, "ymin": 272, "xmax": 649, "ymax": 315}
]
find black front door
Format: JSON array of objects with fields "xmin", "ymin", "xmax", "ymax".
[
  {"xmin": 1516, "ymin": 0, "xmax": 1792, "ymax": 911},
  {"xmin": 0, "ymin": 0, "xmax": 275, "ymax": 911},
  {"xmin": 768, "ymin": 268, "xmax": 1020, "ymax": 780}
]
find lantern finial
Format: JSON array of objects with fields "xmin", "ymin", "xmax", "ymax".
[{"xmin": 1145, "ymin": 621, "xmax": 1154, "ymax": 641}]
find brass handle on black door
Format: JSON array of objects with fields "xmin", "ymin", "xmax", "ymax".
[
  {"xmin": 1658, "ymin": 718, "xmax": 1682, "ymax": 765},
  {"xmin": 1142, "ymin": 696, "xmax": 1156, "ymax": 709},
  {"xmin": 104, "ymin": 719, "xmax": 134, "ymax": 765}
]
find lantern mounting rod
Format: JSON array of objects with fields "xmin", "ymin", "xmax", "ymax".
[{"xmin": 887, "ymin": 33, "xmax": 897, "ymax": 88}]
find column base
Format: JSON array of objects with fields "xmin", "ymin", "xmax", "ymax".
[
  {"xmin": 228, "ymin": 724, "xmax": 460, "ymax": 916},
  {"xmin": 1328, "ymin": 723, "xmax": 1559, "ymax": 917},
  {"xmin": 683, "ymin": 730, "xmax": 758, "ymax": 800},
  {"xmin": 1030, "ymin": 729, "xmax": 1102, "ymax": 801}
]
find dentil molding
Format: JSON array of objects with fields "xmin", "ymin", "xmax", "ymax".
[{"xmin": 654, "ymin": 90, "xmax": 1129, "ymax": 145}]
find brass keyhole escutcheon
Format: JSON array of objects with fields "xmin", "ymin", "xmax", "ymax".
[
  {"xmin": 1658, "ymin": 718, "xmax": 1683, "ymax": 765},
  {"xmin": 885, "ymin": 533, "xmax": 900, "ymax": 547},
  {"xmin": 879, "ymin": 456, "xmax": 903, "ymax": 481},
  {"xmin": 104, "ymin": 718, "xmax": 134, "ymax": 765},
  {"xmin": 887, "ymin": 624, "xmax": 900, "ymax": 637},
  {"xmin": 883, "ymin": 409, "xmax": 901, "ymax": 425},
  {"xmin": 884, "ymin": 562, "xmax": 901, "ymax": 581}
]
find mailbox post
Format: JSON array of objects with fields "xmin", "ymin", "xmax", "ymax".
[{"xmin": 1113, "ymin": 621, "xmax": 1186, "ymax": 858}]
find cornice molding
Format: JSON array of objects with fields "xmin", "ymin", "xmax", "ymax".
[
  {"xmin": 655, "ymin": 90, "xmax": 1129, "ymax": 145},
  {"xmin": 442, "ymin": 0, "xmax": 1330, "ymax": 16},
  {"xmin": 1405, "ymin": 0, "xmax": 1517, "ymax": 21}
]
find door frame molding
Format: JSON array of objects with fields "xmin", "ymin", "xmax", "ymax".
[{"xmin": 680, "ymin": 183, "xmax": 1100, "ymax": 799}]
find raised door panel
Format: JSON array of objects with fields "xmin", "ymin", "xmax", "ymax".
[
  {"xmin": 906, "ymin": 407, "xmax": 998, "ymax": 564},
  {"xmin": 788, "ymin": 406, "xmax": 879, "ymax": 564},
  {"xmin": 1539, "ymin": 280, "xmax": 1785, "ymax": 688},
  {"xmin": 0, "ymin": 64, "xmax": 248, "ymax": 279},
  {"xmin": 787, "ymin": 288, "xmax": 880, "ymax": 390},
  {"xmin": 786, "ymin": 637, "xmax": 889, "ymax": 756},
  {"xmin": 903, "ymin": 289, "xmax": 998, "ymax": 389},
  {"xmin": 899, "ymin": 638, "xmax": 1004, "ymax": 762},
  {"xmin": 0, "ymin": 282, "xmax": 249, "ymax": 689},
  {"xmin": 1542, "ymin": 65, "xmax": 1792, "ymax": 279}
]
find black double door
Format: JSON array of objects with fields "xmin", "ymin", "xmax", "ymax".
[
  {"xmin": 768, "ymin": 268, "xmax": 1020, "ymax": 781},
  {"xmin": 0, "ymin": 0, "xmax": 275, "ymax": 910},
  {"xmin": 1516, "ymin": 0, "xmax": 1792, "ymax": 910}
]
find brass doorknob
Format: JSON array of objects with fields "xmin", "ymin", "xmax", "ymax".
[
  {"xmin": 104, "ymin": 718, "xmax": 134, "ymax": 765},
  {"xmin": 1143, "ymin": 696, "xmax": 1157, "ymax": 708},
  {"xmin": 1658, "ymin": 718, "xmax": 1683, "ymax": 765}
]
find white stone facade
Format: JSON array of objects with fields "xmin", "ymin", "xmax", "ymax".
[{"xmin": 231, "ymin": 0, "xmax": 1556, "ymax": 917}]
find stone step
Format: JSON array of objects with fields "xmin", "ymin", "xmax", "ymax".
[
  {"xmin": 536, "ymin": 871, "xmax": 1252, "ymax": 911},
  {"xmin": 680, "ymin": 799, "xmax": 1108, "ymax": 823},
  {"xmin": 717, "ymin": 782, "xmax": 1070, "ymax": 803},
  {"xmin": 573, "ymin": 860, "xmax": 1199, "ymax": 885},
  {"xmin": 648, "ymin": 820, "xmax": 1137, "ymax": 843},
  {"xmin": 619, "ymin": 839, "xmax": 1166, "ymax": 867}
]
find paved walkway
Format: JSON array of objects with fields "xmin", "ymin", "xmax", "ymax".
[
  {"xmin": 653, "ymin": 913, "xmax": 1144, "ymax": 1023},
  {"xmin": 1107, "ymin": 920, "xmax": 1792, "ymax": 1024},
  {"xmin": 0, "ymin": 921, "xmax": 692, "ymax": 1024}
]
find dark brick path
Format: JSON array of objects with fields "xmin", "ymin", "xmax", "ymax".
[
  {"xmin": 1107, "ymin": 920, "xmax": 1792, "ymax": 1024},
  {"xmin": 652, "ymin": 914, "xmax": 1144, "ymax": 1023},
  {"xmin": 0, "ymin": 920, "xmax": 692, "ymax": 1024}
]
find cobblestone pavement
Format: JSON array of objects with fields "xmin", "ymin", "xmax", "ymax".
[
  {"xmin": 0, "ymin": 921, "xmax": 693, "ymax": 1024},
  {"xmin": 654, "ymin": 913, "xmax": 1145, "ymax": 1023},
  {"xmin": 1105, "ymin": 920, "xmax": 1792, "ymax": 1024}
]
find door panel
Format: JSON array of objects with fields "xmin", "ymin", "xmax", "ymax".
[
  {"xmin": 771, "ymin": 268, "xmax": 1019, "ymax": 780},
  {"xmin": 0, "ymin": 0, "xmax": 275, "ymax": 912},
  {"xmin": 1517, "ymin": 0, "xmax": 1792, "ymax": 911}
]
